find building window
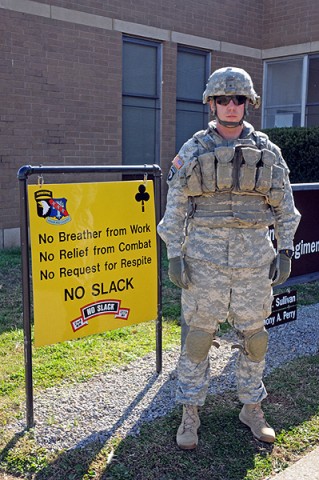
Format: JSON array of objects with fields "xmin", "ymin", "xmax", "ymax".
[
  {"xmin": 122, "ymin": 37, "xmax": 161, "ymax": 165},
  {"xmin": 263, "ymin": 58, "xmax": 303, "ymax": 128},
  {"xmin": 176, "ymin": 47, "xmax": 210, "ymax": 151},
  {"xmin": 306, "ymin": 55, "xmax": 319, "ymax": 127},
  {"xmin": 263, "ymin": 54, "xmax": 319, "ymax": 128}
]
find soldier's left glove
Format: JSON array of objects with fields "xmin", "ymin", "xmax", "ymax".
[
  {"xmin": 168, "ymin": 256, "xmax": 190, "ymax": 289},
  {"xmin": 270, "ymin": 250, "xmax": 293, "ymax": 287}
]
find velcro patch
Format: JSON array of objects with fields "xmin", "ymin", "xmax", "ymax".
[
  {"xmin": 172, "ymin": 155, "xmax": 184, "ymax": 170},
  {"xmin": 167, "ymin": 165, "xmax": 177, "ymax": 181}
]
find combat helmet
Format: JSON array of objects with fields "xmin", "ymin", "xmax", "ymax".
[
  {"xmin": 203, "ymin": 66, "xmax": 260, "ymax": 128},
  {"xmin": 203, "ymin": 66, "xmax": 260, "ymax": 107}
]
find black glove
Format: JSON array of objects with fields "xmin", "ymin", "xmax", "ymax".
[
  {"xmin": 270, "ymin": 252, "xmax": 292, "ymax": 287},
  {"xmin": 168, "ymin": 256, "xmax": 190, "ymax": 289}
]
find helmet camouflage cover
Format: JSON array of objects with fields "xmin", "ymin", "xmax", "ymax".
[{"xmin": 203, "ymin": 66, "xmax": 260, "ymax": 108}]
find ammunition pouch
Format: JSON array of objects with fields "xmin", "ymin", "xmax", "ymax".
[{"xmin": 179, "ymin": 145, "xmax": 284, "ymax": 205}]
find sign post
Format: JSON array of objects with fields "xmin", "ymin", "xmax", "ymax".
[{"xmin": 18, "ymin": 164, "xmax": 162, "ymax": 429}]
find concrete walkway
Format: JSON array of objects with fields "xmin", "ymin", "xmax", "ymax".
[{"xmin": 269, "ymin": 446, "xmax": 319, "ymax": 479}]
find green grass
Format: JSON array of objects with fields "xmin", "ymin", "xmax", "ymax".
[
  {"xmin": 2, "ymin": 356, "xmax": 318, "ymax": 480},
  {"xmin": 0, "ymin": 248, "xmax": 23, "ymax": 331},
  {"xmin": 0, "ymin": 247, "xmax": 319, "ymax": 479},
  {"xmin": 0, "ymin": 320, "xmax": 180, "ymax": 398},
  {"xmin": 104, "ymin": 359, "xmax": 319, "ymax": 480},
  {"xmin": 0, "ymin": 248, "xmax": 180, "ymax": 426},
  {"xmin": 285, "ymin": 281, "xmax": 319, "ymax": 305}
]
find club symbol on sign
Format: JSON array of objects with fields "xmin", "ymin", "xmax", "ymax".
[{"xmin": 135, "ymin": 185, "xmax": 150, "ymax": 212}]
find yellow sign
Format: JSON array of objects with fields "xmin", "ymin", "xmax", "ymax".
[{"xmin": 28, "ymin": 181, "xmax": 158, "ymax": 347}]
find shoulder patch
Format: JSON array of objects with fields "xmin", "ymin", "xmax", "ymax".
[
  {"xmin": 167, "ymin": 155, "xmax": 184, "ymax": 182},
  {"xmin": 172, "ymin": 155, "xmax": 184, "ymax": 170},
  {"xmin": 167, "ymin": 165, "xmax": 177, "ymax": 182}
]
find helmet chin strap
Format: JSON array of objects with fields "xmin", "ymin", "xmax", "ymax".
[{"xmin": 216, "ymin": 115, "xmax": 244, "ymax": 128}]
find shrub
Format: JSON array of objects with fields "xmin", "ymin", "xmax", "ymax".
[{"xmin": 262, "ymin": 126, "xmax": 319, "ymax": 183}]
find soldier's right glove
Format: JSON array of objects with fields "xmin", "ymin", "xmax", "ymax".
[
  {"xmin": 270, "ymin": 251, "xmax": 292, "ymax": 287},
  {"xmin": 168, "ymin": 256, "xmax": 190, "ymax": 289}
]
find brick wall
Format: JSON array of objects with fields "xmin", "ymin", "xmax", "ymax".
[
  {"xmin": 263, "ymin": 0, "xmax": 319, "ymax": 48},
  {"xmin": 0, "ymin": 8, "xmax": 122, "ymax": 235},
  {"xmin": 36, "ymin": 0, "xmax": 263, "ymax": 48},
  {"xmin": 161, "ymin": 42, "xmax": 177, "ymax": 180}
]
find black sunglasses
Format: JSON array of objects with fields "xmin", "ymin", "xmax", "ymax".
[{"xmin": 215, "ymin": 95, "xmax": 247, "ymax": 106}]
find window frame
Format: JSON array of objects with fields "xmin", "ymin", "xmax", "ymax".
[
  {"xmin": 122, "ymin": 36, "xmax": 162, "ymax": 165},
  {"xmin": 262, "ymin": 54, "xmax": 319, "ymax": 128},
  {"xmin": 305, "ymin": 53, "xmax": 319, "ymax": 127},
  {"xmin": 176, "ymin": 46, "xmax": 210, "ymax": 151}
]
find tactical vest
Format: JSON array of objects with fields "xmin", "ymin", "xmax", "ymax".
[
  {"xmin": 177, "ymin": 130, "xmax": 287, "ymax": 230},
  {"xmin": 179, "ymin": 144, "xmax": 285, "ymax": 208}
]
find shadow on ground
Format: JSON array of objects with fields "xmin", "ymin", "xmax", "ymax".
[{"xmin": 1, "ymin": 354, "xmax": 316, "ymax": 479}]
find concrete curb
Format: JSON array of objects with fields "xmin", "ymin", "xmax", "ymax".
[{"xmin": 268, "ymin": 446, "xmax": 319, "ymax": 479}]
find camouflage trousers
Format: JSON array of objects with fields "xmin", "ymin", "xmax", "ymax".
[{"xmin": 176, "ymin": 257, "xmax": 273, "ymax": 406}]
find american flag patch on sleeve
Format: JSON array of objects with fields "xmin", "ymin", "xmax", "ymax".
[{"xmin": 172, "ymin": 155, "xmax": 184, "ymax": 170}]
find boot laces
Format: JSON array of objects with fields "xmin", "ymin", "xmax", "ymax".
[
  {"xmin": 182, "ymin": 405, "xmax": 198, "ymax": 432},
  {"xmin": 249, "ymin": 405, "xmax": 269, "ymax": 428}
]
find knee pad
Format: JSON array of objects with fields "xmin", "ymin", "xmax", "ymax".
[
  {"xmin": 185, "ymin": 328, "xmax": 214, "ymax": 363},
  {"xmin": 244, "ymin": 328, "xmax": 269, "ymax": 362}
]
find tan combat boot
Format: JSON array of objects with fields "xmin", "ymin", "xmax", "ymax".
[
  {"xmin": 176, "ymin": 404, "xmax": 200, "ymax": 450},
  {"xmin": 239, "ymin": 403, "xmax": 276, "ymax": 443}
]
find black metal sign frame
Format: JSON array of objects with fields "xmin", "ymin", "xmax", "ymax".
[
  {"xmin": 17, "ymin": 164, "xmax": 162, "ymax": 429},
  {"xmin": 265, "ymin": 290, "xmax": 297, "ymax": 329}
]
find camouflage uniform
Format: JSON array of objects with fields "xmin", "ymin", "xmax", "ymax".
[{"xmin": 157, "ymin": 119, "xmax": 301, "ymax": 407}]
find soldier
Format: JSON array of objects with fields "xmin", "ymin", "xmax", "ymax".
[{"xmin": 157, "ymin": 66, "xmax": 301, "ymax": 450}]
